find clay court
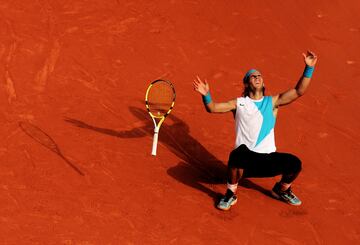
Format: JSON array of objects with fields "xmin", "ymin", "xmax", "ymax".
[{"xmin": 1, "ymin": 1, "xmax": 359, "ymax": 244}]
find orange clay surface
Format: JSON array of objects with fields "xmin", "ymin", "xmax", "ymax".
[{"xmin": 1, "ymin": 1, "xmax": 360, "ymax": 244}]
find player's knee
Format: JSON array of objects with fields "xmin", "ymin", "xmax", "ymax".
[
  {"xmin": 228, "ymin": 153, "xmax": 237, "ymax": 168},
  {"xmin": 228, "ymin": 144, "xmax": 248, "ymax": 169},
  {"xmin": 291, "ymin": 155, "xmax": 302, "ymax": 173}
]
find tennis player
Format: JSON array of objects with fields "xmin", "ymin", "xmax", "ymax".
[{"xmin": 193, "ymin": 51, "xmax": 317, "ymax": 210}]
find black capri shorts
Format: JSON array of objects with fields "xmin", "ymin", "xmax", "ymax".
[{"xmin": 228, "ymin": 144, "xmax": 302, "ymax": 178}]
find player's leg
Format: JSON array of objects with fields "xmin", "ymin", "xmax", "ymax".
[
  {"xmin": 268, "ymin": 152, "xmax": 302, "ymax": 205},
  {"xmin": 226, "ymin": 149, "xmax": 303, "ymax": 206},
  {"xmin": 217, "ymin": 145, "xmax": 248, "ymax": 211}
]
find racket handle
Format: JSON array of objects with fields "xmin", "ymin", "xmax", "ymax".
[{"xmin": 151, "ymin": 128, "xmax": 159, "ymax": 156}]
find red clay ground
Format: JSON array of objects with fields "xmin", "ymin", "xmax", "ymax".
[{"xmin": 1, "ymin": 1, "xmax": 359, "ymax": 244}]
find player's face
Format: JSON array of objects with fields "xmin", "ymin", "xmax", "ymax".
[{"xmin": 248, "ymin": 71, "xmax": 264, "ymax": 91}]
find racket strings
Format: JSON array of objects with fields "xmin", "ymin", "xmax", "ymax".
[{"xmin": 147, "ymin": 81, "xmax": 175, "ymax": 116}]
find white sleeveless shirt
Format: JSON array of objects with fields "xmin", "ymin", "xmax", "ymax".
[{"xmin": 234, "ymin": 96, "xmax": 276, "ymax": 153}]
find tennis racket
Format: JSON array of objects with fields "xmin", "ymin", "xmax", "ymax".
[{"xmin": 145, "ymin": 79, "xmax": 176, "ymax": 156}]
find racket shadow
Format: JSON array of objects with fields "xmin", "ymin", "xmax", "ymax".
[{"xmin": 19, "ymin": 121, "xmax": 85, "ymax": 176}]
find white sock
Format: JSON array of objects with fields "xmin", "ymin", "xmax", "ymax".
[{"xmin": 227, "ymin": 182, "xmax": 238, "ymax": 194}]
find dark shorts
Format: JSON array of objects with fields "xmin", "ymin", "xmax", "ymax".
[{"xmin": 228, "ymin": 144, "xmax": 302, "ymax": 178}]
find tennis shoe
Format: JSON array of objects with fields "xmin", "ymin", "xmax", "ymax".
[
  {"xmin": 271, "ymin": 182, "xmax": 302, "ymax": 206},
  {"xmin": 217, "ymin": 189, "xmax": 237, "ymax": 211}
]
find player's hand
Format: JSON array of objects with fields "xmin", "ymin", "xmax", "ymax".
[
  {"xmin": 193, "ymin": 76, "xmax": 210, "ymax": 96},
  {"xmin": 303, "ymin": 50, "xmax": 318, "ymax": 67}
]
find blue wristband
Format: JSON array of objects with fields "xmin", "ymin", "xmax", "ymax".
[
  {"xmin": 202, "ymin": 92, "xmax": 212, "ymax": 104},
  {"xmin": 303, "ymin": 65, "xmax": 315, "ymax": 78}
]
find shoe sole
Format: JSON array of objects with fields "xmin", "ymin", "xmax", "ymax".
[
  {"xmin": 216, "ymin": 198, "xmax": 238, "ymax": 211},
  {"xmin": 271, "ymin": 191, "xmax": 302, "ymax": 206}
]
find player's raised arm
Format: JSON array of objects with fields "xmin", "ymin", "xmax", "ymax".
[
  {"xmin": 193, "ymin": 76, "xmax": 236, "ymax": 113},
  {"xmin": 273, "ymin": 51, "xmax": 318, "ymax": 107}
]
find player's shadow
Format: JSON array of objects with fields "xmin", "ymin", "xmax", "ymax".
[
  {"xmin": 64, "ymin": 107, "xmax": 271, "ymax": 201},
  {"xmin": 125, "ymin": 107, "xmax": 271, "ymax": 199}
]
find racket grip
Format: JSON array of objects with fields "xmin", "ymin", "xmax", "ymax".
[{"xmin": 151, "ymin": 128, "xmax": 159, "ymax": 156}]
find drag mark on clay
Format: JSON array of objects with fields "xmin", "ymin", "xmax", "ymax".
[
  {"xmin": 6, "ymin": 126, "xmax": 21, "ymax": 141},
  {"xmin": 244, "ymin": 224, "xmax": 258, "ymax": 245},
  {"xmin": 1, "ymin": 185, "xmax": 19, "ymax": 207},
  {"xmin": 98, "ymin": 152, "xmax": 115, "ymax": 181},
  {"xmin": 0, "ymin": 43, "xmax": 5, "ymax": 59},
  {"xmin": 305, "ymin": 220, "xmax": 323, "ymax": 245},
  {"xmin": 5, "ymin": 70, "xmax": 17, "ymax": 103},
  {"xmin": 23, "ymin": 147, "xmax": 36, "ymax": 169},
  {"xmin": 4, "ymin": 42, "xmax": 18, "ymax": 103},
  {"xmin": 82, "ymin": 16, "xmax": 138, "ymax": 35},
  {"xmin": 326, "ymin": 121, "xmax": 360, "ymax": 146},
  {"xmin": 108, "ymin": 17, "xmax": 138, "ymax": 35},
  {"xmin": 177, "ymin": 46, "xmax": 190, "ymax": 63},
  {"xmin": 71, "ymin": 60, "xmax": 100, "ymax": 91},
  {"xmin": 100, "ymin": 100, "xmax": 124, "ymax": 120},
  {"xmin": 262, "ymin": 230, "xmax": 303, "ymax": 245},
  {"xmin": 34, "ymin": 39, "xmax": 61, "ymax": 91}
]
